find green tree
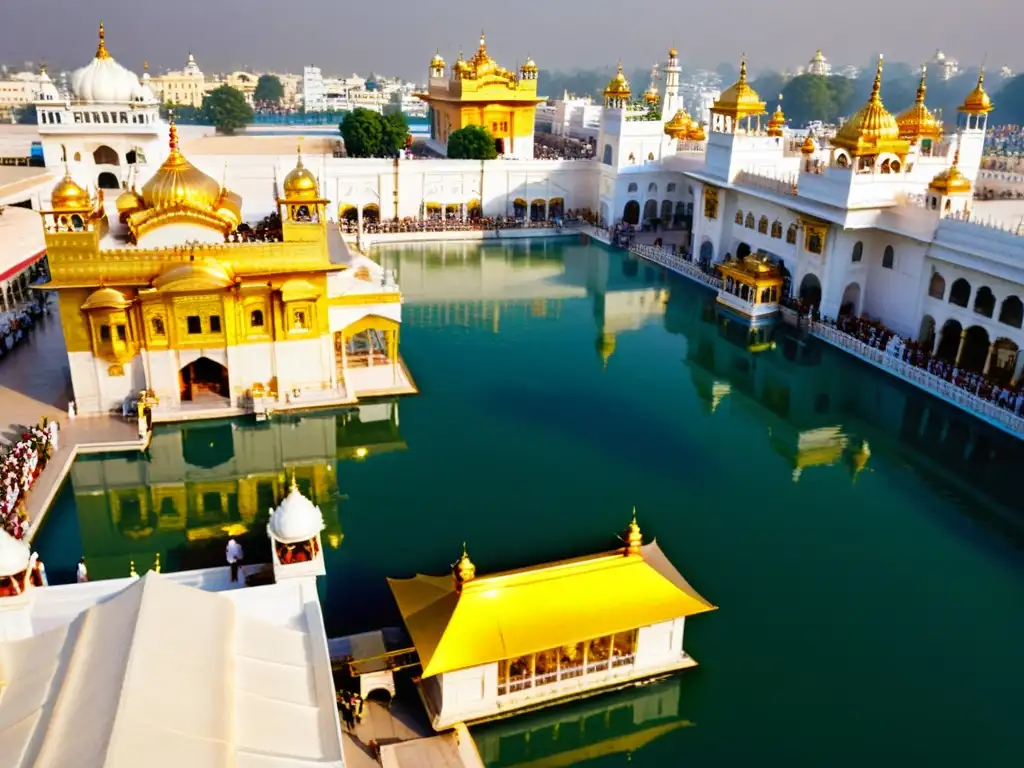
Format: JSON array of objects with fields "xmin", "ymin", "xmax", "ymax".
[
  {"xmin": 446, "ymin": 125, "xmax": 498, "ymax": 160},
  {"xmin": 253, "ymin": 74, "xmax": 284, "ymax": 106},
  {"xmin": 339, "ymin": 108, "xmax": 384, "ymax": 157},
  {"xmin": 200, "ymin": 85, "xmax": 254, "ymax": 134},
  {"xmin": 380, "ymin": 111, "xmax": 410, "ymax": 157},
  {"xmin": 782, "ymin": 75, "xmax": 839, "ymax": 125}
]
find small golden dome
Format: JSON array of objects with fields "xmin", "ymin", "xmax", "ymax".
[
  {"xmin": 896, "ymin": 68, "xmax": 943, "ymax": 143},
  {"xmin": 711, "ymin": 56, "xmax": 766, "ymax": 120},
  {"xmin": 800, "ymin": 134, "xmax": 817, "ymax": 154},
  {"xmin": 767, "ymin": 97, "xmax": 786, "ymax": 137},
  {"xmin": 115, "ymin": 186, "xmax": 144, "ymax": 221},
  {"xmin": 521, "ymin": 56, "xmax": 537, "ymax": 72},
  {"xmin": 50, "ymin": 171, "xmax": 91, "ymax": 211},
  {"xmin": 81, "ymin": 287, "xmax": 131, "ymax": 311},
  {"xmin": 141, "ymin": 118, "xmax": 223, "ymax": 213},
  {"xmin": 215, "ymin": 189, "xmax": 242, "ymax": 229},
  {"xmin": 455, "ymin": 543, "xmax": 476, "ymax": 587},
  {"xmin": 687, "ymin": 122, "xmax": 706, "ymax": 142},
  {"xmin": 830, "ymin": 56, "xmax": 909, "ymax": 158},
  {"xmin": 282, "ymin": 147, "xmax": 320, "ymax": 200},
  {"xmin": 604, "ymin": 61, "xmax": 631, "ymax": 100},
  {"xmin": 928, "ymin": 142, "xmax": 972, "ymax": 196},
  {"xmin": 664, "ymin": 108, "xmax": 693, "ymax": 139},
  {"xmin": 668, "ymin": 48, "xmax": 678, "ymax": 58},
  {"xmin": 430, "ymin": 49, "xmax": 446, "ymax": 69},
  {"xmin": 958, "ymin": 69, "xmax": 994, "ymax": 115},
  {"xmin": 625, "ymin": 508, "xmax": 643, "ymax": 556}
]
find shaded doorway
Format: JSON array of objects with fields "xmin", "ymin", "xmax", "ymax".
[
  {"xmin": 180, "ymin": 357, "xmax": 229, "ymax": 402},
  {"xmin": 622, "ymin": 200, "xmax": 640, "ymax": 225}
]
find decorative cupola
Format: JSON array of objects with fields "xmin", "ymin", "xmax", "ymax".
[
  {"xmin": 603, "ymin": 61, "xmax": 631, "ymax": 109},
  {"xmin": 278, "ymin": 141, "xmax": 328, "ymax": 240},
  {"xmin": 453, "ymin": 543, "xmax": 476, "ymax": 591},
  {"xmin": 926, "ymin": 135, "xmax": 972, "ymax": 217},
  {"xmin": 268, "ymin": 473, "xmax": 327, "ymax": 579},
  {"xmin": 520, "ymin": 56, "xmax": 538, "ymax": 81},
  {"xmin": 766, "ymin": 95, "xmax": 786, "ymax": 137},
  {"xmin": 664, "ymin": 108, "xmax": 693, "ymax": 140},
  {"xmin": 35, "ymin": 58, "xmax": 61, "ymax": 102},
  {"xmin": 829, "ymin": 56, "xmax": 909, "ymax": 171},
  {"xmin": 430, "ymin": 49, "xmax": 446, "ymax": 79},
  {"xmin": 644, "ymin": 62, "xmax": 660, "ymax": 105},
  {"xmin": 710, "ymin": 55, "xmax": 766, "ymax": 134},
  {"xmin": 687, "ymin": 121, "xmax": 706, "ymax": 142},
  {"xmin": 896, "ymin": 66, "xmax": 943, "ymax": 149},
  {"xmin": 957, "ymin": 68, "xmax": 993, "ymax": 130},
  {"xmin": 50, "ymin": 168, "xmax": 92, "ymax": 213},
  {"xmin": 44, "ymin": 153, "xmax": 107, "ymax": 235},
  {"xmin": 0, "ymin": 528, "xmax": 34, "ymax": 600},
  {"xmin": 624, "ymin": 508, "xmax": 643, "ymax": 556},
  {"xmin": 800, "ymin": 133, "xmax": 818, "ymax": 171}
]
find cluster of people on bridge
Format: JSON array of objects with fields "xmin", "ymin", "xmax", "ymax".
[
  {"xmin": 341, "ymin": 210, "xmax": 596, "ymax": 236},
  {"xmin": 1, "ymin": 297, "xmax": 50, "ymax": 361},
  {"xmin": 824, "ymin": 315, "xmax": 1024, "ymax": 417},
  {"xmin": 1, "ymin": 418, "xmax": 60, "ymax": 540}
]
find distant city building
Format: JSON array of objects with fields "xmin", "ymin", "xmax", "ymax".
[
  {"xmin": 150, "ymin": 52, "xmax": 210, "ymax": 107},
  {"xmin": 806, "ymin": 49, "xmax": 831, "ymax": 77},
  {"xmin": 302, "ymin": 66, "xmax": 326, "ymax": 111}
]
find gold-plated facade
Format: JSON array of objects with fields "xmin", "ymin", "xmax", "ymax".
[
  {"xmin": 896, "ymin": 67, "xmax": 943, "ymax": 143},
  {"xmin": 830, "ymin": 57, "xmax": 910, "ymax": 159}
]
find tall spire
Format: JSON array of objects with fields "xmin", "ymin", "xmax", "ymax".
[
  {"xmin": 96, "ymin": 21, "xmax": 110, "ymax": 60},
  {"xmin": 869, "ymin": 55, "xmax": 884, "ymax": 102},
  {"xmin": 915, "ymin": 65, "xmax": 928, "ymax": 104},
  {"xmin": 168, "ymin": 111, "xmax": 179, "ymax": 152},
  {"xmin": 738, "ymin": 54, "xmax": 748, "ymax": 84}
]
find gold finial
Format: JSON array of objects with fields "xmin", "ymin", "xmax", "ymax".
[
  {"xmin": 915, "ymin": 65, "xmax": 927, "ymax": 104},
  {"xmin": 39, "ymin": 58, "xmax": 47, "ymax": 75},
  {"xmin": 154, "ymin": 553, "xmax": 161, "ymax": 573},
  {"xmin": 168, "ymin": 111, "xmax": 179, "ymax": 151},
  {"xmin": 289, "ymin": 471, "xmax": 298, "ymax": 492},
  {"xmin": 870, "ymin": 55, "xmax": 883, "ymax": 102},
  {"xmin": 96, "ymin": 21, "xmax": 110, "ymax": 60},
  {"xmin": 479, "ymin": 30, "xmax": 486, "ymax": 49},
  {"xmin": 738, "ymin": 54, "xmax": 748, "ymax": 83},
  {"xmin": 143, "ymin": 60, "xmax": 149, "ymax": 72},
  {"xmin": 455, "ymin": 542, "xmax": 476, "ymax": 587},
  {"xmin": 296, "ymin": 136, "xmax": 304, "ymax": 167},
  {"xmin": 625, "ymin": 507, "xmax": 643, "ymax": 556},
  {"xmin": 129, "ymin": 559, "xmax": 137, "ymax": 578}
]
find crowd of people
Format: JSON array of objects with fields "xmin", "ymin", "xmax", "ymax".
[
  {"xmin": 822, "ymin": 314, "xmax": 1024, "ymax": 417},
  {"xmin": 1, "ymin": 418, "xmax": 61, "ymax": 540},
  {"xmin": 534, "ymin": 133, "xmax": 595, "ymax": 160},
  {"xmin": 340, "ymin": 208, "xmax": 598, "ymax": 236},
  {"xmin": 337, "ymin": 690, "xmax": 366, "ymax": 731},
  {"xmin": 981, "ymin": 127, "xmax": 1024, "ymax": 161},
  {"xmin": 1, "ymin": 297, "xmax": 50, "ymax": 360}
]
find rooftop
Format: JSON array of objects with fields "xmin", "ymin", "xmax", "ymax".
[
  {"xmin": 181, "ymin": 134, "xmax": 339, "ymax": 156},
  {"xmin": 0, "ymin": 203, "xmax": 46, "ymax": 281}
]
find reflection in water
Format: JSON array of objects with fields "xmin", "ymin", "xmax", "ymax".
[
  {"xmin": 37, "ymin": 401, "xmax": 404, "ymax": 581},
  {"xmin": 474, "ymin": 676, "xmax": 691, "ymax": 768}
]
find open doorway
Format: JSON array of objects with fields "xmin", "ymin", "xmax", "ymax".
[
  {"xmin": 494, "ymin": 137, "xmax": 504, "ymax": 156},
  {"xmin": 179, "ymin": 357, "xmax": 230, "ymax": 402}
]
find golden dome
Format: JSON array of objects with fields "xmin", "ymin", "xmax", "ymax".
[
  {"xmin": 625, "ymin": 508, "xmax": 643, "ymax": 556},
  {"xmin": 767, "ymin": 97, "xmax": 786, "ymax": 137},
  {"xmin": 958, "ymin": 69, "xmax": 994, "ymax": 115},
  {"xmin": 430, "ymin": 49, "xmax": 446, "ymax": 69},
  {"xmin": 664, "ymin": 108, "xmax": 693, "ymax": 139},
  {"xmin": 521, "ymin": 56, "xmax": 537, "ymax": 72},
  {"xmin": 711, "ymin": 56, "xmax": 766, "ymax": 120},
  {"xmin": 141, "ymin": 119, "xmax": 223, "ymax": 213},
  {"xmin": 115, "ymin": 186, "xmax": 144, "ymax": 221},
  {"xmin": 282, "ymin": 147, "xmax": 320, "ymax": 200},
  {"xmin": 454, "ymin": 543, "xmax": 476, "ymax": 587},
  {"xmin": 81, "ymin": 287, "xmax": 131, "ymax": 311},
  {"xmin": 152, "ymin": 258, "xmax": 235, "ymax": 292},
  {"xmin": 896, "ymin": 67, "xmax": 943, "ymax": 142},
  {"xmin": 928, "ymin": 142, "xmax": 972, "ymax": 196},
  {"xmin": 668, "ymin": 48, "xmax": 678, "ymax": 58},
  {"xmin": 800, "ymin": 134, "xmax": 817, "ymax": 154},
  {"xmin": 603, "ymin": 61, "xmax": 631, "ymax": 99},
  {"xmin": 830, "ymin": 56, "xmax": 909, "ymax": 158},
  {"xmin": 687, "ymin": 122, "xmax": 706, "ymax": 142},
  {"xmin": 215, "ymin": 189, "xmax": 242, "ymax": 229},
  {"xmin": 50, "ymin": 170, "xmax": 91, "ymax": 211}
]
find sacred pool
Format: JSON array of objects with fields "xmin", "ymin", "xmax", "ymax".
[{"xmin": 34, "ymin": 238, "xmax": 1023, "ymax": 766}]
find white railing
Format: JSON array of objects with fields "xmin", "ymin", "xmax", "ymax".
[
  {"xmin": 630, "ymin": 244, "xmax": 722, "ymax": 290},
  {"xmin": 496, "ymin": 653, "xmax": 635, "ymax": 697},
  {"xmin": 809, "ymin": 321, "xmax": 1024, "ymax": 437}
]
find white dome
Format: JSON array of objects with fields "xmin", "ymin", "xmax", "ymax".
[
  {"xmin": 131, "ymin": 78, "xmax": 157, "ymax": 105},
  {"xmin": 268, "ymin": 481, "xmax": 325, "ymax": 544},
  {"xmin": 36, "ymin": 71, "xmax": 61, "ymax": 102},
  {"xmin": 72, "ymin": 56, "xmax": 140, "ymax": 104},
  {"xmin": 0, "ymin": 528, "xmax": 31, "ymax": 578}
]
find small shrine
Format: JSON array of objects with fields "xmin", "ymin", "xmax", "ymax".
[
  {"xmin": 267, "ymin": 474, "xmax": 326, "ymax": 579},
  {"xmin": 716, "ymin": 254, "xmax": 784, "ymax": 320}
]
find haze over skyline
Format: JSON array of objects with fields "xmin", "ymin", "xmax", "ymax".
[{"xmin": 0, "ymin": 0, "xmax": 1017, "ymax": 80}]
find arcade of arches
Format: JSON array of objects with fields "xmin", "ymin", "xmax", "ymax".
[
  {"xmin": 621, "ymin": 199, "xmax": 689, "ymax": 227},
  {"xmin": 922, "ymin": 317, "xmax": 1022, "ymax": 384},
  {"xmin": 338, "ymin": 197, "xmax": 568, "ymax": 225}
]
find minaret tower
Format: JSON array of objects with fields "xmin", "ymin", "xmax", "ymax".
[
  {"xmin": 661, "ymin": 47, "xmax": 683, "ymax": 119},
  {"xmin": 954, "ymin": 68, "xmax": 993, "ymax": 182}
]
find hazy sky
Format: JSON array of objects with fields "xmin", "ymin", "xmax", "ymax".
[{"xmin": 1, "ymin": 0, "xmax": 1017, "ymax": 80}]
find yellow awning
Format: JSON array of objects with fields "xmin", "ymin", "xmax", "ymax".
[{"xmin": 387, "ymin": 541, "xmax": 715, "ymax": 678}]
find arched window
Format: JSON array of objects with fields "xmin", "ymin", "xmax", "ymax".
[
  {"xmin": 93, "ymin": 145, "xmax": 120, "ymax": 165},
  {"xmin": 973, "ymin": 287, "xmax": 996, "ymax": 318},
  {"xmin": 998, "ymin": 296, "xmax": 1023, "ymax": 328},
  {"xmin": 852, "ymin": 241, "xmax": 863, "ymax": 263},
  {"xmin": 250, "ymin": 309, "xmax": 265, "ymax": 328},
  {"xmin": 151, "ymin": 317, "xmax": 165, "ymax": 336},
  {"xmin": 881, "ymin": 245, "xmax": 895, "ymax": 269},
  {"xmin": 647, "ymin": 182, "xmax": 657, "ymax": 194},
  {"xmin": 786, "ymin": 224, "xmax": 798, "ymax": 244},
  {"xmin": 770, "ymin": 220, "xmax": 782, "ymax": 239},
  {"xmin": 735, "ymin": 210, "xmax": 743, "ymax": 225},
  {"xmin": 758, "ymin": 216, "xmax": 769, "ymax": 234},
  {"xmin": 928, "ymin": 272, "xmax": 946, "ymax": 299},
  {"xmin": 627, "ymin": 182, "xmax": 638, "ymax": 193},
  {"xmin": 745, "ymin": 213, "xmax": 755, "ymax": 229},
  {"xmin": 602, "ymin": 144, "xmax": 613, "ymax": 165},
  {"xmin": 949, "ymin": 278, "xmax": 971, "ymax": 307}
]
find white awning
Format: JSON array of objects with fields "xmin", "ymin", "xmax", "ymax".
[{"xmin": 0, "ymin": 573, "xmax": 344, "ymax": 768}]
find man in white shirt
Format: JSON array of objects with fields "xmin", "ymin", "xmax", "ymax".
[
  {"xmin": 76, "ymin": 557, "xmax": 88, "ymax": 583},
  {"xmin": 226, "ymin": 538, "xmax": 244, "ymax": 583}
]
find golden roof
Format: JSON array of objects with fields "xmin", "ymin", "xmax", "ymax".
[
  {"xmin": 958, "ymin": 69, "xmax": 993, "ymax": 114},
  {"xmin": 282, "ymin": 145, "xmax": 321, "ymax": 200},
  {"xmin": 720, "ymin": 255, "xmax": 784, "ymax": 282},
  {"xmin": 800, "ymin": 134, "xmax": 817, "ymax": 154},
  {"xmin": 152, "ymin": 259, "xmax": 235, "ymax": 292},
  {"xmin": 928, "ymin": 140, "xmax": 972, "ymax": 195},
  {"xmin": 668, "ymin": 48, "xmax": 678, "ymax": 58},
  {"xmin": 896, "ymin": 67, "xmax": 943, "ymax": 142},
  {"xmin": 430, "ymin": 49, "xmax": 445, "ymax": 68},
  {"xmin": 687, "ymin": 122, "xmax": 706, "ymax": 142},
  {"xmin": 767, "ymin": 97, "xmax": 785, "ymax": 137},
  {"xmin": 664, "ymin": 108, "xmax": 693, "ymax": 139},
  {"xmin": 50, "ymin": 169, "xmax": 92, "ymax": 211},
  {"xmin": 141, "ymin": 119, "xmax": 222, "ymax": 211},
  {"xmin": 115, "ymin": 186, "xmax": 145, "ymax": 221},
  {"xmin": 711, "ymin": 56, "xmax": 766, "ymax": 120},
  {"xmin": 830, "ymin": 56, "xmax": 909, "ymax": 158},
  {"xmin": 81, "ymin": 287, "xmax": 131, "ymax": 311},
  {"xmin": 387, "ymin": 527, "xmax": 716, "ymax": 677},
  {"xmin": 603, "ymin": 61, "xmax": 631, "ymax": 99}
]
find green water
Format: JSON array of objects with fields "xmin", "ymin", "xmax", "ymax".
[{"xmin": 35, "ymin": 238, "xmax": 1024, "ymax": 766}]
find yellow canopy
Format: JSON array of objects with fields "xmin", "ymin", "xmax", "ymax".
[{"xmin": 387, "ymin": 541, "xmax": 715, "ymax": 678}]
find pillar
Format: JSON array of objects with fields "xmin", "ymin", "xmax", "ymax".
[
  {"xmin": 932, "ymin": 331, "xmax": 942, "ymax": 356},
  {"xmin": 1011, "ymin": 350, "xmax": 1024, "ymax": 386},
  {"xmin": 954, "ymin": 329, "xmax": 967, "ymax": 366},
  {"xmin": 982, "ymin": 343, "xmax": 996, "ymax": 376}
]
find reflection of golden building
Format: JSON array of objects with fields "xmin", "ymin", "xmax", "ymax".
[
  {"xmin": 418, "ymin": 32, "xmax": 544, "ymax": 159},
  {"xmin": 39, "ymin": 122, "xmax": 410, "ymax": 417},
  {"xmin": 68, "ymin": 403, "xmax": 403, "ymax": 579}
]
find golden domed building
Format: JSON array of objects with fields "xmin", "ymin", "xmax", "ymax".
[
  {"xmin": 710, "ymin": 56, "xmax": 766, "ymax": 134},
  {"xmin": 417, "ymin": 31, "xmax": 545, "ymax": 159},
  {"xmin": 896, "ymin": 66, "xmax": 944, "ymax": 153},
  {"xmin": 829, "ymin": 57, "xmax": 910, "ymax": 170},
  {"xmin": 37, "ymin": 127, "xmax": 414, "ymax": 418}
]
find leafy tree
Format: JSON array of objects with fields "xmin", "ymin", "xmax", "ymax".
[
  {"xmin": 380, "ymin": 111, "xmax": 410, "ymax": 157},
  {"xmin": 780, "ymin": 75, "xmax": 850, "ymax": 125},
  {"xmin": 446, "ymin": 125, "xmax": 498, "ymax": 160},
  {"xmin": 254, "ymin": 74, "xmax": 284, "ymax": 106},
  {"xmin": 200, "ymin": 85, "xmax": 254, "ymax": 134},
  {"xmin": 340, "ymin": 108, "xmax": 384, "ymax": 157}
]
